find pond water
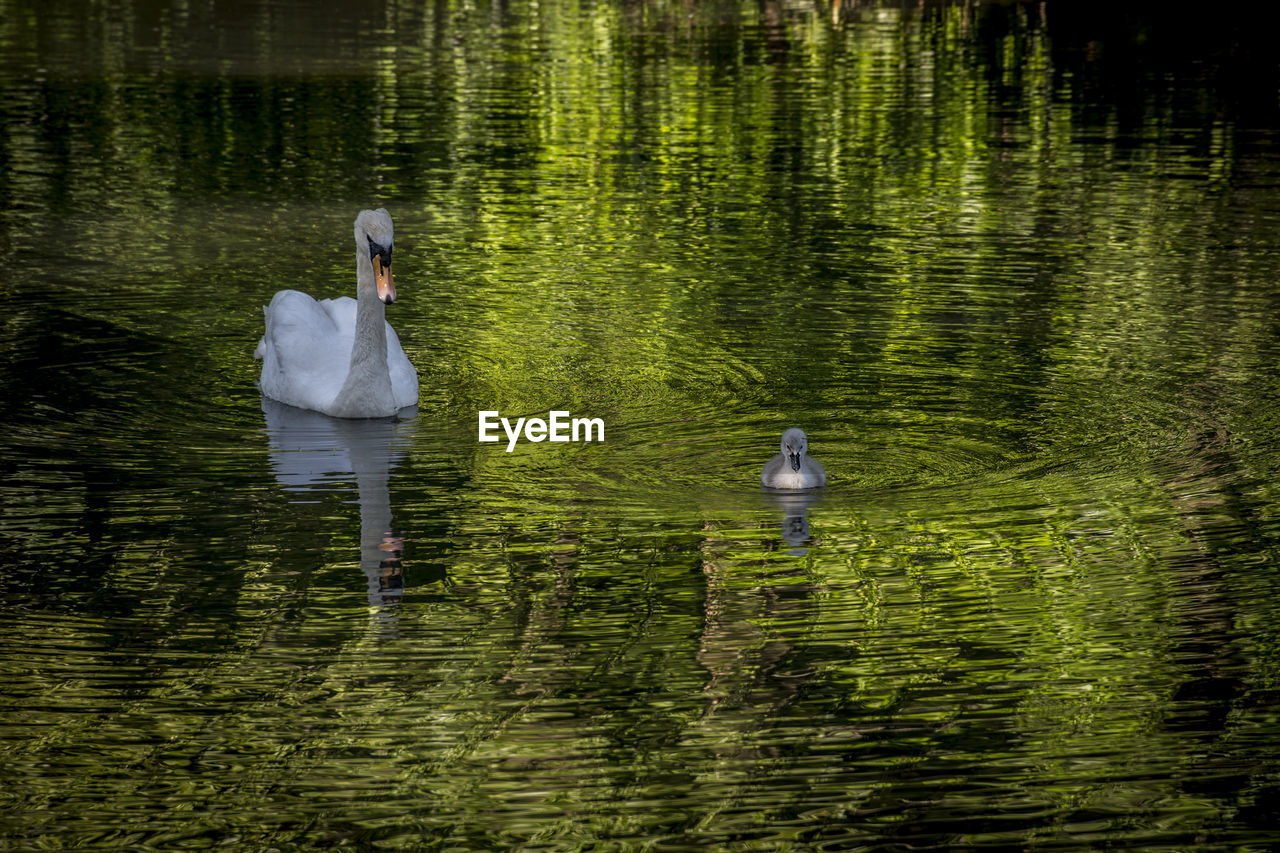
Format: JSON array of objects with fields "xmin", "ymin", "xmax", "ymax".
[{"xmin": 3, "ymin": 0, "xmax": 1280, "ymax": 848}]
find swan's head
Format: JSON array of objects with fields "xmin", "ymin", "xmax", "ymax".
[
  {"xmin": 780, "ymin": 427, "xmax": 808, "ymax": 472},
  {"xmin": 355, "ymin": 208, "xmax": 396, "ymax": 304}
]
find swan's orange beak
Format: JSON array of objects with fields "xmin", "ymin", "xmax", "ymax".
[{"xmin": 374, "ymin": 256, "xmax": 396, "ymax": 304}]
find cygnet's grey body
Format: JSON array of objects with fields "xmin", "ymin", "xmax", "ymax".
[{"xmin": 761, "ymin": 427, "xmax": 827, "ymax": 490}]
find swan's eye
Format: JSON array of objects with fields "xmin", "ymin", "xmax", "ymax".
[{"xmin": 367, "ymin": 237, "xmax": 392, "ymax": 267}]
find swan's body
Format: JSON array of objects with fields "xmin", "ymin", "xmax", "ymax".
[
  {"xmin": 762, "ymin": 427, "xmax": 826, "ymax": 490},
  {"xmin": 255, "ymin": 209, "xmax": 418, "ymax": 418}
]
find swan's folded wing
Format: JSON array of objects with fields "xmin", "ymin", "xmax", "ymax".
[
  {"xmin": 384, "ymin": 322, "xmax": 419, "ymax": 409},
  {"xmin": 259, "ymin": 290, "xmax": 354, "ymax": 413},
  {"xmin": 319, "ymin": 296, "xmax": 358, "ymax": 338}
]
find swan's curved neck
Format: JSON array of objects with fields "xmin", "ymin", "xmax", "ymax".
[{"xmin": 330, "ymin": 250, "xmax": 394, "ymax": 417}]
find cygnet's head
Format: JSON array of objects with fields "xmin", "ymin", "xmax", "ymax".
[
  {"xmin": 780, "ymin": 427, "xmax": 808, "ymax": 472},
  {"xmin": 354, "ymin": 208, "xmax": 396, "ymax": 304}
]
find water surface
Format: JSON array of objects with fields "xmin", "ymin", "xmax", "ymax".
[{"xmin": 3, "ymin": 0, "xmax": 1280, "ymax": 848}]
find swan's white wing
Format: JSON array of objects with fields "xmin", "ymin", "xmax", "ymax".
[
  {"xmin": 258, "ymin": 290, "xmax": 354, "ymax": 414},
  {"xmin": 385, "ymin": 323, "xmax": 419, "ymax": 410},
  {"xmin": 321, "ymin": 296, "xmax": 358, "ymax": 338}
]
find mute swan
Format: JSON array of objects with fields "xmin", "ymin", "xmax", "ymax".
[
  {"xmin": 762, "ymin": 427, "xmax": 827, "ymax": 490},
  {"xmin": 255, "ymin": 208, "xmax": 418, "ymax": 418}
]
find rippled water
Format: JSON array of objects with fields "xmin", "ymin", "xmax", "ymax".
[{"xmin": 3, "ymin": 0, "xmax": 1280, "ymax": 848}]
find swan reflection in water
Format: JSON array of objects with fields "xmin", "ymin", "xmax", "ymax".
[
  {"xmin": 769, "ymin": 490, "xmax": 822, "ymax": 556},
  {"xmin": 262, "ymin": 397, "xmax": 417, "ymax": 606}
]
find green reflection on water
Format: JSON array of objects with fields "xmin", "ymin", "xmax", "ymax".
[{"xmin": 2, "ymin": 0, "xmax": 1280, "ymax": 848}]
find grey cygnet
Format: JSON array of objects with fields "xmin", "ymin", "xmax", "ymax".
[{"xmin": 761, "ymin": 427, "xmax": 826, "ymax": 490}]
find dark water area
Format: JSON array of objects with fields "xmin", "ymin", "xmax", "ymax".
[{"xmin": 3, "ymin": 0, "xmax": 1280, "ymax": 848}]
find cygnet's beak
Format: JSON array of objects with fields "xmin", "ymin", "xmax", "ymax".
[
  {"xmin": 788, "ymin": 452, "xmax": 802, "ymax": 472},
  {"xmin": 374, "ymin": 255, "xmax": 396, "ymax": 304}
]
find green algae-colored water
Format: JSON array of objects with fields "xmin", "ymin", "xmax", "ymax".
[{"xmin": 3, "ymin": 1, "xmax": 1280, "ymax": 848}]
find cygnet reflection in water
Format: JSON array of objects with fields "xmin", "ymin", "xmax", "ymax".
[
  {"xmin": 770, "ymin": 490, "xmax": 822, "ymax": 556},
  {"xmin": 762, "ymin": 427, "xmax": 827, "ymax": 490},
  {"xmin": 262, "ymin": 397, "xmax": 418, "ymax": 606}
]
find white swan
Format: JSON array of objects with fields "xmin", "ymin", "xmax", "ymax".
[
  {"xmin": 254, "ymin": 208, "xmax": 418, "ymax": 418},
  {"xmin": 762, "ymin": 427, "xmax": 827, "ymax": 490}
]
